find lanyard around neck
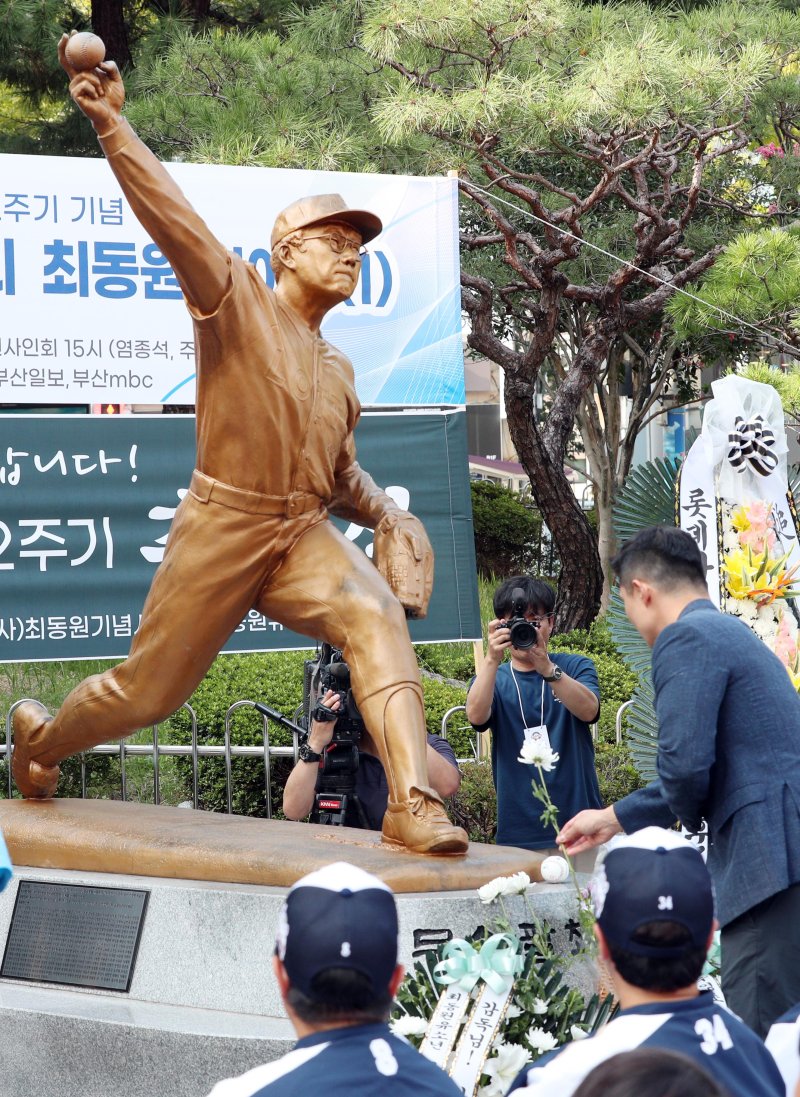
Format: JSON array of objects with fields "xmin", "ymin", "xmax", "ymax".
[{"xmin": 509, "ymin": 664, "xmax": 545, "ymax": 730}]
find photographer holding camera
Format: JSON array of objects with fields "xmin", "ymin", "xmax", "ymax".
[
  {"xmin": 466, "ymin": 576, "xmax": 601, "ymax": 861},
  {"xmin": 283, "ymin": 691, "xmax": 461, "ymax": 831}
]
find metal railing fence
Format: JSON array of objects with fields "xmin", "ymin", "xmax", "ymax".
[
  {"xmin": 3, "ymin": 699, "xmax": 481, "ymax": 813},
  {"xmin": 2, "ymin": 699, "xmax": 627, "ymax": 811}
]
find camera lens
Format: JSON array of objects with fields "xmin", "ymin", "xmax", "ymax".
[{"xmin": 509, "ymin": 619, "xmax": 538, "ymax": 649}]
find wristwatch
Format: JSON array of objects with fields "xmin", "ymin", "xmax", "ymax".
[
  {"xmin": 298, "ymin": 742, "xmax": 322, "ymax": 763},
  {"xmin": 543, "ymin": 665, "xmax": 563, "ymax": 683}
]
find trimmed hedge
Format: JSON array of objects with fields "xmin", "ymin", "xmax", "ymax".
[{"xmin": 1, "ymin": 591, "xmax": 645, "ymax": 836}]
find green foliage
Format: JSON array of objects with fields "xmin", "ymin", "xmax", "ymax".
[
  {"xmin": 612, "ymin": 457, "xmax": 682, "ymax": 549},
  {"xmin": 608, "ymin": 454, "xmax": 681, "ymax": 777},
  {"xmin": 163, "ymin": 650, "xmax": 310, "ymax": 815},
  {"xmin": 470, "ymin": 480, "xmax": 548, "ymax": 579},
  {"xmin": 668, "ymin": 227, "xmax": 800, "ymax": 349},
  {"xmin": 549, "ymin": 615, "xmax": 622, "ymax": 660},
  {"xmin": 595, "ymin": 741, "xmax": 647, "ymax": 804},
  {"xmin": 416, "ymin": 643, "xmax": 476, "ymax": 682},
  {"xmin": 447, "ymin": 760, "xmax": 497, "ymax": 843},
  {"xmin": 735, "ymin": 361, "xmax": 800, "ymax": 420},
  {"xmin": 550, "ymin": 617, "xmax": 639, "ymax": 759},
  {"xmin": 421, "ymin": 676, "xmax": 471, "ymax": 756}
]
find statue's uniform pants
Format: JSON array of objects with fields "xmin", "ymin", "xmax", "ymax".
[{"xmin": 32, "ymin": 472, "xmax": 429, "ymax": 804}]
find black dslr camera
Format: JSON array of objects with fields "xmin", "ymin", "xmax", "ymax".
[{"xmin": 504, "ymin": 586, "xmax": 539, "ymax": 650}]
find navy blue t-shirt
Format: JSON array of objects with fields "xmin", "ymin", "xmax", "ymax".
[
  {"xmin": 207, "ymin": 1022, "xmax": 463, "ymax": 1097},
  {"xmin": 509, "ymin": 991, "xmax": 784, "ymax": 1097},
  {"xmin": 470, "ymin": 655, "xmax": 601, "ymax": 849}
]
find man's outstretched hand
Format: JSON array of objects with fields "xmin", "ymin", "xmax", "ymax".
[
  {"xmin": 58, "ymin": 32, "xmax": 125, "ymax": 138},
  {"xmin": 557, "ymin": 806, "xmax": 623, "ymax": 856}
]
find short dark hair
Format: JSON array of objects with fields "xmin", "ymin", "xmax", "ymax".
[
  {"xmin": 611, "ymin": 526, "xmax": 707, "ymax": 591},
  {"xmin": 606, "ymin": 921, "xmax": 708, "ymax": 992},
  {"xmin": 572, "ymin": 1048, "xmax": 726, "ymax": 1097},
  {"xmin": 493, "ymin": 576, "xmax": 555, "ymax": 620},
  {"xmin": 286, "ymin": 967, "xmax": 393, "ymax": 1025}
]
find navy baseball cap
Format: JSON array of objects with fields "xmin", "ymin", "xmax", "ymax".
[
  {"xmin": 592, "ymin": 827, "xmax": 715, "ymax": 957},
  {"xmin": 275, "ymin": 862, "xmax": 399, "ymax": 997}
]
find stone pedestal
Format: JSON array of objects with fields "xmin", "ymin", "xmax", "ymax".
[{"xmin": 0, "ymin": 802, "xmax": 588, "ymax": 1097}]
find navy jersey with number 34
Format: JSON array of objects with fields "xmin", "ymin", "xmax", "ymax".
[{"xmin": 508, "ymin": 991, "xmax": 783, "ymax": 1097}]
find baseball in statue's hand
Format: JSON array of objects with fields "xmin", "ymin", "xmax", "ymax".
[{"xmin": 64, "ymin": 32, "xmax": 106, "ymax": 71}]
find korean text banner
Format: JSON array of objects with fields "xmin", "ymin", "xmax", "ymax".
[
  {"xmin": 0, "ymin": 154, "xmax": 465, "ymax": 407},
  {"xmin": 0, "ymin": 412, "xmax": 481, "ymax": 662}
]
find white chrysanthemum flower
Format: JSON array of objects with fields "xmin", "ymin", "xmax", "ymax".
[
  {"xmin": 737, "ymin": 599, "xmax": 758, "ymax": 621},
  {"xmin": 506, "ymin": 1002, "xmax": 523, "ymax": 1019},
  {"xmin": 484, "ymin": 1042, "xmax": 532, "ymax": 1092},
  {"xmin": 570, "ymin": 1025, "xmax": 589, "ymax": 1041},
  {"xmin": 478, "ymin": 876, "xmax": 507, "ymax": 904},
  {"xmin": 722, "ymin": 531, "xmax": 740, "ymax": 552},
  {"xmin": 754, "ymin": 618, "xmax": 779, "ymax": 641},
  {"xmin": 500, "ymin": 871, "xmax": 531, "ymax": 896},
  {"xmin": 517, "ymin": 739, "xmax": 560, "ymax": 770},
  {"xmin": 390, "ymin": 1014, "xmax": 428, "ymax": 1038},
  {"xmin": 526, "ymin": 1027, "xmax": 558, "ymax": 1054},
  {"xmin": 530, "ymin": 997, "xmax": 549, "ymax": 1014}
]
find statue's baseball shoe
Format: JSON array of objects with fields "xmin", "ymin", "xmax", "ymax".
[
  {"xmin": 12, "ymin": 701, "xmax": 59, "ymax": 799},
  {"xmin": 382, "ymin": 786, "xmax": 468, "ymax": 855}
]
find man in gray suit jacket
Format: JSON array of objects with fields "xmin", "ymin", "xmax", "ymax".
[{"xmin": 557, "ymin": 525, "xmax": 800, "ymax": 1036}]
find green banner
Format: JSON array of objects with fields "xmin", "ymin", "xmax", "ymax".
[{"xmin": 0, "ymin": 411, "xmax": 480, "ymax": 662}]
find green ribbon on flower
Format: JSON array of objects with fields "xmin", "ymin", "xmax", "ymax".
[{"xmin": 433, "ymin": 933, "xmax": 524, "ymax": 994}]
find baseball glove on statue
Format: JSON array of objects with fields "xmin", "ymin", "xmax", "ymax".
[{"xmin": 374, "ymin": 512, "xmax": 434, "ymax": 619}]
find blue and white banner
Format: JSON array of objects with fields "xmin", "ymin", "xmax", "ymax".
[{"xmin": 0, "ymin": 155, "xmax": 465, "ymax": 407}]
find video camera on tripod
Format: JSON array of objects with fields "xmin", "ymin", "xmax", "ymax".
[{"xmin": 301, "ymin": 644, "xmax": 368, "ymax": 828}]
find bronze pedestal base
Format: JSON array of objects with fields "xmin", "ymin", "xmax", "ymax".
[{"xmin": 0, "ymin": 799, "xmax": 545, "ymax": 892}]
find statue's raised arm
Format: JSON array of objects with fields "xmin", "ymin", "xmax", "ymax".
[{"xmin": 58, "ymin": 32, "xmax": 229, "ymax": 317}]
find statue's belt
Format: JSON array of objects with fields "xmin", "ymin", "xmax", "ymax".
[{"xmin": 190, "ymin": 470, "xmax": 321, "ymax": 518}]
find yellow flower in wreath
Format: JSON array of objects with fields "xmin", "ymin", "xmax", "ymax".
[{"xmin": 721, "ymin": 546, "xmax": 800, "ymax": 606}]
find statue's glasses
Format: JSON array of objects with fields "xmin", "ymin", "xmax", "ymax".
[{"xmin": 300, "ymin": 232, "xmax": 368, "ymax": 259}]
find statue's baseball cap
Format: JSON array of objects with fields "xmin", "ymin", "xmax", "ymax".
[
  {"xmin": 270, "ymin": 194, "xmax": 383, "ymax": 249},
  {"xmin": 275, "ymin": 862, "xmax": 399, "ymax": 997},
  {"xmin": 591, "ymin": 827, "xmax": 714, "ymax": 957}
]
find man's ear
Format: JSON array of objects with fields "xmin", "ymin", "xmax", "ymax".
[
  {"xmin": 706, "ymin": 921, "xmax": 719, "ymax": 953},
  {"xmin": 631, "ymin": 577, "xmax": 653, "ymax": 605},
  {"xmin": 388, "ymin": 963, "xmax": 405, "ymax": 998},
  {"xmin": 273, "ymin": 954, "xmax": 291, "ymax": 999},
  {"xmin": 594, "ymin": 923, "xmax": 612, "ymax": 963}
]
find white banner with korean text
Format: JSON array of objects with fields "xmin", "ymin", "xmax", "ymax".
[{"xmin": 0, "ymin": 154, "xmax": 464, "ymax": 407}]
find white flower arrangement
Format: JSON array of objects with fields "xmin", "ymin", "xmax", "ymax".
[
  {"xmin": 391, "ymin": 874, "xmax": 616, "ymax": 1094},
  {"xmin": 391, "ymin": 746, "xmax": 615, "ymax": 1095}
]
